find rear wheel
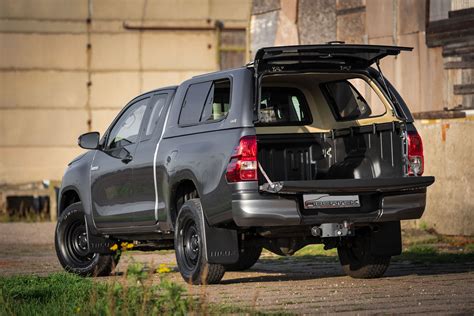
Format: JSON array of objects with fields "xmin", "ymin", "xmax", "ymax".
[
  {"xmin": 55, "ymin": 202, "xmax": 118, "ymax": 277},
  {"xmin": 338, "ymin": 234, "xmax": 390, "ymax": 279},
  {"xmin": 224, "ymin": 244, "xmax": 262, "ymax": 271},
  {"xmin": 174, "ymin": 199, "xmax": 225, "ymax": 284}
]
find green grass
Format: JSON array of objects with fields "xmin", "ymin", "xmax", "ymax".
[
  {"xmin": 294, "ymin": 244, "xmax": 338, "ymax": 258},
  {"xmin": 0, "ymin": 273, "xmax": 91, "ymax": 315},
  {"xmin": 0, "ymin": 264, "xmax": 267, "ymax": 316},
  {"xmin": 0, "ymin": 273, "xmax": 195, "ymax": 315},
  {"xmin": 267, "ymin": 242, "xmax": 474, "ymax": 264},
  {"xmin": 394, "ymin": 244, "xmax": 474, "ymax": 264}
]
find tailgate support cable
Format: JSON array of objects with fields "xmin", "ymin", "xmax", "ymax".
[
  {"xmin": 258, "ymin": 163, "xmax": 283, "ymax": 193},
  {"xmin": 375, "ymin": 59, "xmax": 400, "ymax": 110}
]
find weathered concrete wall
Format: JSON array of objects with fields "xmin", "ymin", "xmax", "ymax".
[
  {"xmin": 0, "ymin": 0, "xmax": 251, "ymax": 184},
  {"xmin": 415, "ymin": 118, "xmax": 474, "ymax": 236}
]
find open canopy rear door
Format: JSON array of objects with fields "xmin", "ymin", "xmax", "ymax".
[{"xmin": 254, "ymin": 44, "xmax": 412, "ymax": 74}]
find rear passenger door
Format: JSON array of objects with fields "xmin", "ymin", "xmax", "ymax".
[{"xmin": 130, "ymin": 91, "xmax": 174, "ymax": 226}]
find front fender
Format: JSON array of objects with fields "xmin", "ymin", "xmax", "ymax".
[{"xmin": 59, "ymin": 151, "xmax": 98, "ymax": 234}]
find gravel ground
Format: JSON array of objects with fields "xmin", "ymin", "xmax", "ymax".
[{"xmin": 1, "ymin": 222, "xmax": 473, "ymax": 314}]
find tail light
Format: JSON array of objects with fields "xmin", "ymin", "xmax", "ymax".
[
  {"xmin": 407, "ymin": 131, "xmax": 424, "ymax": 176},
  {"xmin": 226, "ymin": 136, "xmax": 257, "ymax": 182}
]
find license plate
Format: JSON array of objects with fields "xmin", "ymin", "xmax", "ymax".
[{"xmin": 303, "ymin": 194, "xmax": 360, "ymax": 209}]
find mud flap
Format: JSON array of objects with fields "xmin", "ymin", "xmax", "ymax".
[
  {"xmin": 85, "ymin": 219, "xmax": 116, "ymax": 254},
  {"xmin": 202, "ymin": 221, "xmax": 239, "ymax": 265},
  {"xmin": 370, "ymin": 221, "xmax": 402, "ymax": 256}
]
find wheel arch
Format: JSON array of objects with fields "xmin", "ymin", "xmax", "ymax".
[
  {"xmin": 169, "ymin": 178, "xmax": 200, "ymax": 227},
  {"xmin": 58, "ymin": 186, "xmax": 82, "ymax": 216}
]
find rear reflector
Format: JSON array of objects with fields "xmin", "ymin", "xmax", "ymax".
[
  {"xmin": 226, "ymin": 136, "xmax": 257, "ymax": 182},
  {"xmin": 407, "ymin": 131, "xmax": 424, "ymax": 176}
]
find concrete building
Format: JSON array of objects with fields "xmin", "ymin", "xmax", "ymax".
[
  {"xmin": 0, "ymin": 0, "xmax": 251, "ymax": 219},
  {"xmin": 1, "ymin": 0, "xmax": 473, "ymax": 235},
  {"xmin": 250, "ymin": 0, "xmax": 474, "ymax": 235}
]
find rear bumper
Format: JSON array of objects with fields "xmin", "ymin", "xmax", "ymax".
[{"xmin": 232, "ymin": 186, "xmax": 427, "ymax": 227}]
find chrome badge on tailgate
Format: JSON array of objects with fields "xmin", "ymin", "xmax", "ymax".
[{"xmin": 303, "ymin": 194, "xmax": 360, "ymax": 209}]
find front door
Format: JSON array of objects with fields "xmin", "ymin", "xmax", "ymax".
[
  {"xmin": 91, "ymin": 97, "xmax": 150, "ymax": 228},
  {"xmin": 130, "ymin": 92, "xmax": 173, "ymax": 226}
]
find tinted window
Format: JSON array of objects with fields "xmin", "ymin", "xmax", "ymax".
[
  {"xmin": 200, "ymin": 79, "xmax": 231, "ymax": 122},
  {"xmin": 258, "ymin": 87, "xmax": 312, "ymax": 125},
  {"xmin": 107, "ymin": 98, "xmax": 148, "ymax": 149},
  {"xmin": 179, "ymin": 81, "xmax": 212, "ymax": 126},
  {"xmin": 321, "ymin": 78, "xmax": 386, "ymax": 121},
  {"xmin": 145, "ymin": 94, "xmax": 168, "ymax": 136}
]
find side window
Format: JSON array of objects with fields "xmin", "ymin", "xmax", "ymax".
[
  {"xmin": 200, "ymin": 79, "xmax": 231, "ymax": 122},
  {"xmin": 145, "ymin": 94, "xmax": 168, "ymax": 136},
  {"xmin": 178, "ymin": 81, "xmax": 212, "ymax": 126},
  {"xmin": 258, "ymin": 87, "xmax": 312, "ymax": 125},
  {"xmin": 321, "ymin": 78, "xmax": 386, "ymax": 121},
  {"xmin": 107, "ymin": 98, "xmax": 148, "ymax": 149}
]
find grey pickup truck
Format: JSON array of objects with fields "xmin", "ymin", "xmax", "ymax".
[{"xmin": 55, "ymin": 44, "xmax": 435, "ymax": 284}]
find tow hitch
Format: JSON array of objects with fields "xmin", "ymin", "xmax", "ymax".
[{"xmin": 311, "ymin": 221, "xmax": 354, "ymax": 238}]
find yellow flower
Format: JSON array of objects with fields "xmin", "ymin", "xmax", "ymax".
[
  {"xmin": 157, "ymin": 263, "xmax": 171, "ymax": 274},
  {"xmin": 110, "ymin": 244, "xmax": 118, "ymax": 251},
  {"xmin": 126, "ymin": 243, "xmax": 134, "ymax": 249}
]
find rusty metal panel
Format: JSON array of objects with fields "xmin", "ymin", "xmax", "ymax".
[
  {"xmin": 336, "ymin": 10, "xmax": 366, "ymax": 43},
  {"xmin": 298, "ymin": 0, "xmax": 336, "ymax": 44},
  {"xmin": 219, "ymin": 30, "xmax": 246, "ymax": 69}
]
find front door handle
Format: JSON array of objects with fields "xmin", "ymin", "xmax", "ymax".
[{"xmin": 122, "ymin": 155, "xmax": 133, "ymax": 164}]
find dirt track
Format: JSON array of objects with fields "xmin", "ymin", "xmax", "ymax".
[{"xmin": 1, "ymin": 222, "xmax": 473, "ymax": 314}]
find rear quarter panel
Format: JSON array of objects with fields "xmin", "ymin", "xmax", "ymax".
[{"xmin": 159, "ymin": 68, "xmax": 255, "ymax": 226}]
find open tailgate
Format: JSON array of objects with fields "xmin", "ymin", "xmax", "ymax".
[
  {"xmin": 254, "ymin": 44, "xmax": 412, "ymax": 74},
  {"xmin": 260, "ymin": 176, "xmax": 435, "ymax": 194}
]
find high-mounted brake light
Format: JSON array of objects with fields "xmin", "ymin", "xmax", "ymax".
[
  {"xmin": 226, "ymin": 136, "xmax": 257, "ymax": 182},
  {"xmin": 407, "ymin": 131, "xmax": 424, "ymax": 176}
]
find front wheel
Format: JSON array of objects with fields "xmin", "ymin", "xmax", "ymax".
[
  {"xmin": 338, "ymin": 234, "xmax": 391, "ymax": 279},
  {"xmin": 174, "ymin": 199, "xmax": 225, "ymax": 285},
  {"xmin": 55, "ymin": 202, "xmax": 118, "ymax": 276}
]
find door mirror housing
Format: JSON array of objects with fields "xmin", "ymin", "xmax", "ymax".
[{"xmin": 78, "ymin": 132, "xmax": 100, "ymax": 150}]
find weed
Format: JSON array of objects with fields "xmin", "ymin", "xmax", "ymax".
[
  {"xmin": 418, "ymin": 221, "xmax": 429, "ymax": 231},
  {"xmin": 406, "ymin": 244, "xmax": 438, "ymax": 254},
  {"xmin": 466, "ymin": 243, "xmax": 474, "ymax": 252}
]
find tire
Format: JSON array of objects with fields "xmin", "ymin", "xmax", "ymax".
[
  {"xmin": 55, "ymin": 202, "xmax": 118, "ymax": 277},
  {"xmin": 174, "ymin": 199, "xmax": 225, "ymax": 285},
  {"xmin": 337, "ymin": 233, "xmax": 391, "ymax": 279},
  {"xmin": 224, "ymin": 244, "xmax": 262, "ymax": 271}
]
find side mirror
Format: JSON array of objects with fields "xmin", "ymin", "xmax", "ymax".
[{"xmin": 78, "ymin": 132, "xmax": 100, "ymax": 150}]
